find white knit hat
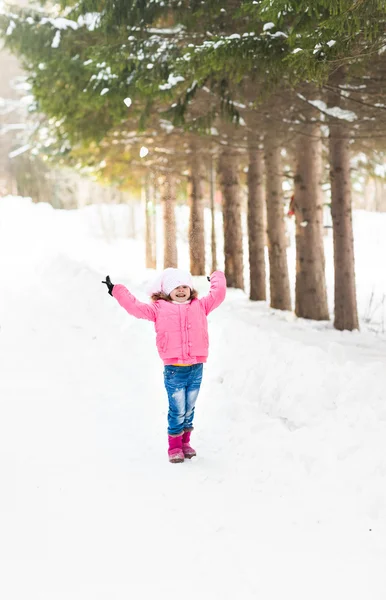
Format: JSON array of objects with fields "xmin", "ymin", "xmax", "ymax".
[{"xmin": 148, "ymin": 268, "xmax": 193, "ymax": 296}]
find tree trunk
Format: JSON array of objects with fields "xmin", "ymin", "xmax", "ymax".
[
  {"xmin": 264, "ymin": 135, "xmax": 291, "ymax": 310},
  {"xmin": 218, "ymin": 146, "xmax": 244, "ymax": 289},
  {"xmin": 247, "ymin": 132, "xmax": 266, "ymax": 301},
  {"xmin": 328, "ymin": 68, "xmax": 359, "ymax": 331},
  {"xmin": 294, "ymin": 122, "xmax": 329, "ymax": 320},
  {"xmin": 161, "ymin": 173, "xmax": 178, "ymax": 268},
  {"xmin": 188, "ymin": 142, "xmax": 206, "ymax": 275},
  {"xmin": 209, "ymin": 154, "xmax": 217, "ymax": 273},
  {"xmin": 145, "ymin": 174, "xmax": 157, "ymax": 269}
]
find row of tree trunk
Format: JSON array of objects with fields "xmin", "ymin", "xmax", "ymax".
[{"xmin": 143, "ymin": 112, "xmax": 358, "ymax": 331}]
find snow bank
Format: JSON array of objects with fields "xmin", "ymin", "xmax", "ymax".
[{"xmin": 1, "ymin": 196, "xmax": 386, "ymax": 600}]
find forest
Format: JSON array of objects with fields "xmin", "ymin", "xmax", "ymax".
[{"xmin": 1, "ymin": 0, "xmax": 386, "ymax": 331}]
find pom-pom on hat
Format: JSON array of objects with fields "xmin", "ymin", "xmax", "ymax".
[{"xmin": 148, "ymin": 268, "xmax": 193, "ymax": 296}]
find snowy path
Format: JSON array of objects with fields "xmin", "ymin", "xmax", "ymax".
[{"xmin": 1, "ymin": 198, "xmax": 386, "ymax": 599}]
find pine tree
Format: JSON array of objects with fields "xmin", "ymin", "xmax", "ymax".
[
  {"xmin": 246, "ymin": 123, "xmax": 266, "ymax": 301},
  {"xmin": 293, "ymin": 103, "xmax": 329, "ymax": 321},
  {"xmin": 264, "ymin": 129, "xmax": 292, "ymax": 310}
]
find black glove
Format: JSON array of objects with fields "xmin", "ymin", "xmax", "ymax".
[{"xmin": 102, "ymin": 275, "xmax": 114, "ymax": 296}]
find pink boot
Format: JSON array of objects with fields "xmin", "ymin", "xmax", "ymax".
[
  {"xmin": 168, "ymin": 434, "xmax": 184, "ymax": 463},
  {"xmin": 182, "ymin": 430, "xmax": 196, "ymax": 459}
]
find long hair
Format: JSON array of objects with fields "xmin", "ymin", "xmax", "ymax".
[{"xmin": 151, "ymin": 289, "xmax": 199, "ymax": 303}]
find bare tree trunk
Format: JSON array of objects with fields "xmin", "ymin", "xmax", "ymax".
[
  {"xmin": 209, "ymin": 154, "xmax": 217, "ymax": 273},
  {"xmin": 188, "ymin": 142, "xmax": 206, "ymax": 275},
  {"xmin": 294, "ymin": 122, "xmax": 329, "ymax": 320},
  {"xmin": 328, "ymin": 68, "xmax": 359, "ymax": 331},
  {"xmin": 145, "ymin": 174, "xmax": 157, "ymax": 269},
  {"xmin": 247, "ymin": 131, "xmax": 266, "ymax": 301},
  {"xmin": 264, "ymin": 134, "xmax": 291, "ymax": 310},
  {"xmin": 150, "ymin": 177, "xmax": 157, "ymax": 265},
  {"xmin": 161, "ymin": 173, "xmax": 178, "ymax": 268},
  {"xmin": 129, "ymin": 198, "xmax": 136, "ymax": 239},
  {"xmin": 218, "ymin": 146, "xmax": 244, "ymax": 289}
]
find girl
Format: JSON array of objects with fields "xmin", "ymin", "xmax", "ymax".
[{"xmin": 102, "ymin": 268, "xmax": 226, "ymax": 463}]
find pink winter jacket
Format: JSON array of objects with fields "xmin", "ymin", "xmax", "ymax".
[{"xmin": 112, "ymin": 271, "xmax": 226, "ymax": 365}]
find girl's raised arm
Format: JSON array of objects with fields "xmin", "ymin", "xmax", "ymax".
[
  {"xmin": 199, "ymin": 271, "xmax": 226, "ymax": 315},
  {"xmin": 112, "ymin": 284, "xmax": 156, "ymax": 322}
]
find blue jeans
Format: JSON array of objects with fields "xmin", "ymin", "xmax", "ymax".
[{"xmin": 163, "ymin": 364, "xmax": 203, "ymax": 435}]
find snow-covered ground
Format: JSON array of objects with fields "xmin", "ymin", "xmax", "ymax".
[{"xmin": 1, "ymin": 195, "xmax": 386, "ymax": 600}]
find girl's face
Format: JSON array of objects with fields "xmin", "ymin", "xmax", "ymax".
[{"xmin": 170, "ymin": 285, "xmax": 191, "ymax": 302}]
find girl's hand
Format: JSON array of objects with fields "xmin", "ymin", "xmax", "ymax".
[{"xmin": 102, "ymin": 275, "xmax": 114, "ymax": 296}]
